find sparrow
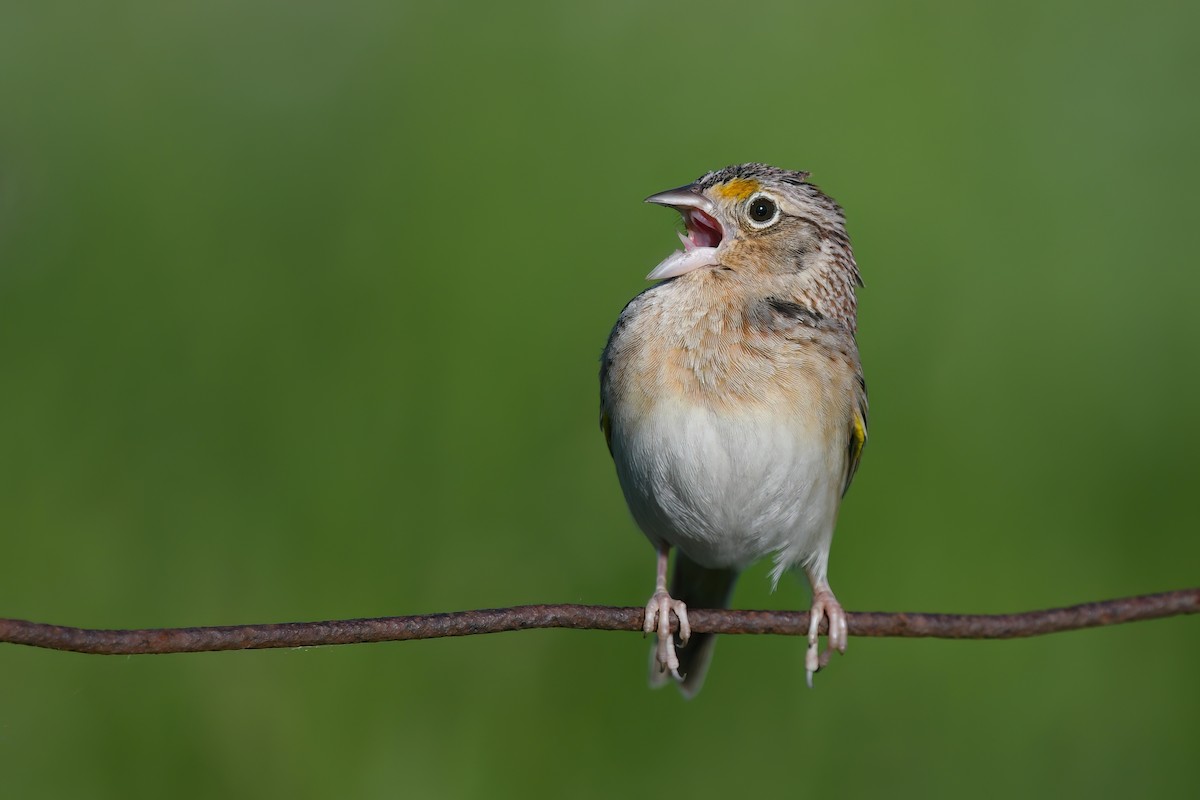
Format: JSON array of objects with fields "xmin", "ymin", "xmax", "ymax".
[{"xmin": 599, "ymin": 163, "xmax": 867, "ymax": 696}]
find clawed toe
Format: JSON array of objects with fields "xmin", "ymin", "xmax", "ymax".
[
  {"xmin": 645, "ymin": 590, "xmax": 689, "ymax": 681},
  {"xmin": 805, "ymin": 588, "xmax": 847, "ymax": 688}
]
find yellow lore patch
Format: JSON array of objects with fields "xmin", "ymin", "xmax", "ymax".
[{"xmin": 714, "ymin": 177, "xmax": 760, "ymax": 201}]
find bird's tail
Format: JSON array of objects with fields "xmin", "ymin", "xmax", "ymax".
[{"xmin": 649, "ymin": 552, "xmax": 738, "ymax": 698}]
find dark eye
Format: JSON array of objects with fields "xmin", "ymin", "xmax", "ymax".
[{"xmin": 747, "ymin": 195, "xmax": 778, "ymax": 225}]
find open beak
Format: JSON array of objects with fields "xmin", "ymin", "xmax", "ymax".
[{"xmin": 644, "ymin": 184, "xmax": 725, "ymax": 280}]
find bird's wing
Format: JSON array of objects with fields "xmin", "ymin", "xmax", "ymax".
[
  {"xmin": 843, "ymin": 372, "xmax": 868, "ymax": 497},
  {"xmin": 598, "ymin": 289, "xmax": 654, "ymax": 458}
]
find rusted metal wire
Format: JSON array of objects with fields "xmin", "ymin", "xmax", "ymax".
[{"xmin": 0, "ymin": 588, "xmax": 1195, "ymax": 656}]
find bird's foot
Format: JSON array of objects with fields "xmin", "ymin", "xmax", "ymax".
[
  {"xmin": 644, "ymin": 590, "xmax": 690, "ymax": 681},
  {"xmin": 805, "ymin": 587, "xmax": 848, "ymax": 688}
]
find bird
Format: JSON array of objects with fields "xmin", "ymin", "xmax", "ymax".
[{"xmin": 599, "ymin": 163, "xmax": 867, "ymax": 696}]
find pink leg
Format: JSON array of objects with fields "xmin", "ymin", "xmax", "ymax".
[
  {"xmin": 644, "ymin": 543, "xmax": 690, "ymax": 681},
  {"xmin": 803, "ymin": 570, "xmax": 848, "ymax": 688}
]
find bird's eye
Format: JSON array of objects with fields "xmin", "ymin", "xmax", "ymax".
[{"xmin": 746, "ymin": 194, "xmax": 779, "ymax": 227}]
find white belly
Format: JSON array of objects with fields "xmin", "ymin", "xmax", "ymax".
[{"xmin": 611, "ymin": 400, "xmax": 842, "ymax": 578}]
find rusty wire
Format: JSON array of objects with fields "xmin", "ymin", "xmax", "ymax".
[{"xmin": 0, "ymin": 588, "xmax": 1195, "ymax": 656}]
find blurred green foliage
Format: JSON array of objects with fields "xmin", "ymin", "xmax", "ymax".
[{"xmin": 1, "ymin": 1, "xmax": 1197, "ymax": 797}]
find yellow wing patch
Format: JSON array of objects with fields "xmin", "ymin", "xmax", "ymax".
[
  {"xmin": 714, "ymin": 177, "xmax": 760, "ymax": 202},
  {"xmin": 843, "ymin": 407, "xmax": 867, "ymax": 497}
]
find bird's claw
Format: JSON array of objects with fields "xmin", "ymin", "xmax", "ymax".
[
  {"xmin": 644, "ymin": 590, "xmax": 689, "ymax": 681},
  {"xmin": 805, "ymin": 588, "xmax": 848, "ymax": 688}
]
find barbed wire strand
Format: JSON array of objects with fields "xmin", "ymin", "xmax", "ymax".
[{"xmin": 0, "ymin": 588, "xmax": 1195, "ymax": 656}]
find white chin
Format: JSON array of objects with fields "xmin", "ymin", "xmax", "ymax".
[{"xmin": 645, "ymin": 247, "xmax": 719, "ymax": 280}]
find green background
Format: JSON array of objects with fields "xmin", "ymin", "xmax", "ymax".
[{"xmin": 2, "ymin": 2, "xmax": 1197, "ymax": 797}]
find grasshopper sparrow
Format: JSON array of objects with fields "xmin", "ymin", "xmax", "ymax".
[{"xmin": 600, "ymin": 163, "xmax": 867, "ymax": 695}]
